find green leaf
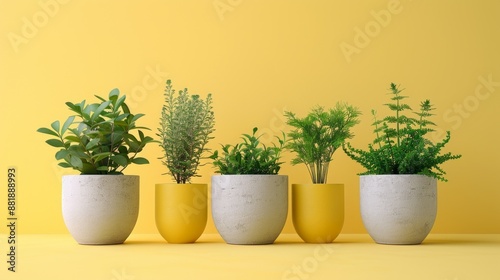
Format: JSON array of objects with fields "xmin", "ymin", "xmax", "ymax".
[
  {"xmin": 55, "ymin": 150, "xmax": 69, "ymax": 160},
  {"xmin": 64, "ymin": 135, "xmax": 81, "ymax": 143},
  {"xmin": 109, "ymin": 88, "xmax": 120, "ymax": 99},
  {"xmin": 94, "ymin": 95, "xmax": 106, "ymax": 103},
  {"xmin": 51, "ymin": 120, "xmax": 60, "ymax": 133},
  {"xmin": 85, "ymin": 138, "xmax": 100, "ymax": 150},
  {"xmin": 91, "ymin": 101, "xmax": 111, "ymax": 122},
  {"xmin": 121, "ymin": 102, "xmax": 130, "ymax": 114},
  {"xmin": 46, "ymin": 139, "xmax": 64, "ymax": 148},
  {"xmin": 111, "ymin": 155, "xmax": 128, "ymax": 167},
  {"xmin": 58, "ymin": 162, "xmax": 72, "ymax": 168},
  {"xmin": 96, "ymin": 166, "xmax": 109, "ymax": 171},
  {"xmin": 61, "ymin": 116, "xmax": 75, "ymax": 135},
  {"xmin": 132, "ymin": 157, "xmax": 149, "ymax": 164},
  {"xmin": 131, "ymin": 113, "xmax": 145, "ymax": 124},
  {"xmin": 92, "ymin": 152, "xmax": 111, "ymax": 162},
  {"xmin": 69, "ymin": 156, "xmax": 83, "ymax": 170},
  {"xmin": 37, "ymin": 127, "xmax": 59, "ymax": 137},
  {"xmin": 114, "ymin": 95, "xmax": 126, "ymax": 113}
]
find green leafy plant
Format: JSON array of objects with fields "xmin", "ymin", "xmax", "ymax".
[
  {"xmin": 157, "ymin": 80, "xmax": 215, "ymax": 184},
  {"xmin": 37, "ymin": 89, "xmax": 154, "ymax": 175},
  {"xmin": 284, "ymin": 103, "xmax": 361, "ymax": 184},
  {"xmin": 210, "ymin": 127, "xmax": 285, "ymax": 175},
  {"xmin": 343, "ymin": 83, "xmax": 461, "ymax": 181}
]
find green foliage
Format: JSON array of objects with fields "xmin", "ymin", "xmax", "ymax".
[
  {"xmin": 285, "ymin": 103, "xmax": 361, "ymax": 184},
  {"xmin": 210, "ymin": 127, "xmax": 285, "ymax": 175},
  {"xmin": 157, "ymin": 80, "xmax": 215, "ymax": 184},
  {"xmin": 37, "ymin": 89, "xmax": 154, "ymax": 175},
  {"xmin": 343, "ymin": 83, "xmax": 461, "ymax": 181}
]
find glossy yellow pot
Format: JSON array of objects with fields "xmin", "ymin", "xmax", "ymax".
[
  {"xmin": 155, "ymin": 183, "xmax": 207, "ymax": 243},
  {"xmin": 292, "ymin": 184, "xmax": 344, "ymax": 243}
]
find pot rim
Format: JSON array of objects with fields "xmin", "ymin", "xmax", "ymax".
[
  {"xmin": 359, "ymin": 174, "xmax": 435, "ymax": 179},
  {"xmin": 155, "ymin": 182, "xmax": 208, "ymax": 187},
  {"xmin": 211, "ymin": 174, "xmax": 288, "ymax": 177},
  {"xmin": 291, "ymin": 183, "xmax": 344, "ymax": 186},
  {"xmin": 62, "ymin": 174, "xmax": 139, "ymax": 178}
]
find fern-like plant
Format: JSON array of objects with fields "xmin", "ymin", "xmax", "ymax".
[
  {"xmin": 343, "ymin": 83, "xmax": 461, "ymax": 181},
  {"xmin": 210, "ymin": 127, "xmax": 285, "ymax": 175},
  {"xmin": 285, "ymin": 103, "xmax": 361, "ymax": 184},
  {"xmin": 157, "ymin": 80, "xmax": 215, "ymax": 184}
]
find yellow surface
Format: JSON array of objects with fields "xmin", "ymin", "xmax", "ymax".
[
  {"xmin": 155, "ymin": 183, "xmax": 207, "ymax": 243},
  {"xmin": 292, "ymin": 184, "xmax": 344, "ymax": 243},
  {"xmin": 0, "ymin": 1, "xmax": 500, "ymax": 235},
  {"xmin": 0, "ymin": 234, "xmax": 499, "ymax": 280}
]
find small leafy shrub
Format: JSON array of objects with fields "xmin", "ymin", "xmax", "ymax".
[
  {"xmin": 285, "ymin": 103, "xmax": 361, "ymax": 184},
  {"xmin": 37, "ymin": 89, "xmax": 154, "ymax": 175},
  {"xmin": 210, "ymin": 127, "xmax": 285, "ymax": 175},
  {"xmin": 343, "ymin": 83, "xmax": 461, "ymax": 181},
  {"xmin": 157, "ymin": 80, "xmax": 215, "ymax": 184}
]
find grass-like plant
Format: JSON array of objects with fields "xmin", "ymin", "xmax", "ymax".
[
  {"xmin": 37, "ymin": 89, "xmax": 154, "ymax": 175},
  {"xmin": 284, "ymin": 103, "xmax": 361, "ymax": 184},
  {"xmin": 343, "ymin": 83, "xmax": 461, "ymax": 181},
  {"xmin": 158, "ymin": 80, "xmax": 215, "ymax": 184},
  {"xmin": 210, "ymin": 127, "xmax": 285, "ymax": 175}
]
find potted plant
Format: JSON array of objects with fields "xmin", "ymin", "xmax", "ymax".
[
  {"xmin": 210, "ymin": 127, "xmax": 287, "ymax": 245},
  {"xmin": 156, "ymin": 80, "xmax": 215, "ymax": 243},
  {"xmin": 284, "ymin": 103, "xmax": 361, "ymax": 243},
  {"xmin": 343, "ymin": 83, "xmax": 461, "ymax": 245},
  {"xmin": 37, "ymin": 89, "xmax": 154, "ymax": 245}
]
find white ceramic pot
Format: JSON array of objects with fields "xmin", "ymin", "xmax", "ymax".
[
  {"xmin": 360, "ymin": 175, "xmax": 437, "ymax": 245},
  {"xmin": 62, "ymin": 175, "xmax": 139, "ymax": 245},
  {"xmin": 211, "ymin": 175, "xmax": 288, "ymax": 245}
]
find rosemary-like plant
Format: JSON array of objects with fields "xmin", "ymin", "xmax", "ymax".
[
  {"xmin": 343, "ymin": 83, "xmax": 461, "ymax": 181},
  {"xmin": 285, "ymin": 103, "xmax": 361, "ymax": 184},
  {"xmin": 157, "ymin": 80, "xmax": 215, "ymax": 184},
  {"xmin": 37, "ymin": 89, "xmax": 154, "ymax": 175},
  {"xmin": 210, "ymin": 127, "xmax": 285, "ymax": 175}
]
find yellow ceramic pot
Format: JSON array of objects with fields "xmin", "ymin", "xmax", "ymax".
[
  {"xmin": 155, "ymin": 183, "xmax": 207, "ymax": 243},
  {"xmin": 292, "ymin": 184, "xmax": 344, "ymax": 243}
]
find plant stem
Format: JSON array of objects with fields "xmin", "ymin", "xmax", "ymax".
[{"xmin": 396, "ymin": 91, "xmax": 401, "ymax": 148}]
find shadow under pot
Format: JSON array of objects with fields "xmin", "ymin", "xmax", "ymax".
[
  {"xmin": 62, "ymin": 175, "xmax": 139, "ymax": 245},
  {"xmin": 211, "ymin": 175, "xmax": 288, "ymax": 245},
  {"xmin": 155, "ymin": 183, "xmax": 207, "ymax": 243}
]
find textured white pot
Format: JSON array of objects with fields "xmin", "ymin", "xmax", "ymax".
[
  {"xmin": 62, "ymin": 175, "xmax": 139, "ymax": 245},
  {"xmin": 360, "ymin": 175, "xmax": 437, "ymax": 245},
  {"xmin": 211, "ymin": 175, "xmax": 288, "ymax": 245}
]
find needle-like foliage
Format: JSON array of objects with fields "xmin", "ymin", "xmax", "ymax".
[
  {"xmin": 285, "ymin": 103, "xmax": 361, "ymax": 184},
  {"xmin": 343, "ymin": 83, "xmax": 461, "ymax": 181},
  {"xmin": 157, "ymin": 80, "xmax": 215, "ymax": 184}
]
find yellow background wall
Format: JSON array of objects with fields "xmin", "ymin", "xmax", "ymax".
[{"xmin": 0, "ymin": 0, "xmax": 499, "ymax": 235}]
